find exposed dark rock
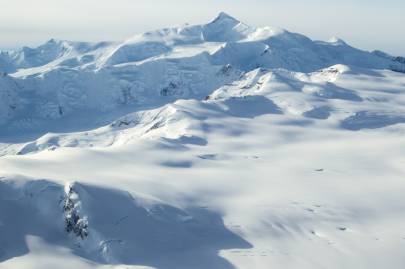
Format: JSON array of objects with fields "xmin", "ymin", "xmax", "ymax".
[{"xmin": 62, "ymin": 185, "xmax": 89, "ymax": 239}]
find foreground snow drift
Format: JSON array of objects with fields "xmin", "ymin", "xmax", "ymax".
[
  {"xmin": 0, "ymin": 178, "xmax": 250, "ymax": 269},
  {"xmin": 1, "ymin": 124, "xmax": 405, "ymax": 269}
]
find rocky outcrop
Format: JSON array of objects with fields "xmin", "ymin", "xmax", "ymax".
[{"xmin": 62, "ymin": 184, "xmax": 89, "ymax": 239}]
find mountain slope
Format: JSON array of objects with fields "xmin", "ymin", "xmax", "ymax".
[{"xmin": 0, "ymin": 13, "xmax": 404, "ymax": 135}]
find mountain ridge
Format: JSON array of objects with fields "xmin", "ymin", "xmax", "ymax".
[
  {"xmin": 1, "ymin": 13, "xmax": 403, "ymax": 74},
  {"xmin": 0, "ymin": 12, "xmax": 405, "ymax": 151}
]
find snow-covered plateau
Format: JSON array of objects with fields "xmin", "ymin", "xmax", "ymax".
[{"xmin": 1, "ymin": 12, "xmax": 405, "ymax": 269}]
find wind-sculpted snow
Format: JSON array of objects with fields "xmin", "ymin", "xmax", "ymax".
[
  {"xmin": 2, "ymin": 63, "xmax": 405, "ymax": 156},
  {"xmin": 211, "ymin": 65, "xmax": 405, "ymax": 124},
  {"xmin": 0, "ymin": 177, "xmax": 251, "ymax": 268},
  {"xmin": 106, "ymin": 42, "xmax": 172, "ymax": 65},
  {"xmin": 341, "ymin": 111, "xmax": 405, "ymax": 131}
]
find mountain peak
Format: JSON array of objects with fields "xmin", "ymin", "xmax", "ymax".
[
  {"xmin": 47, "ymin": 38, "xmax": 58, "ymax": 44},
  {"xmin": 201, "ymin": 12, "xmax": 252, "ymax": 42},
  {"xmin": 328, "ymin": 36, "xmax": 347, "ymax": 46},
  {"xmin": 211, "ymin": 12, "xmax": 240, "ymax": 24}
]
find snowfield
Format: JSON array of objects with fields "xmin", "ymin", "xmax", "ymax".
[{"xmin": 1, "ymin": 12, "xmax": 405, "ymax": 269}]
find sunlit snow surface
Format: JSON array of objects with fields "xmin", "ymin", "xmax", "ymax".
[{"xmin": 1, "ymin": 13, "xmax": 405, "ymax": 269}]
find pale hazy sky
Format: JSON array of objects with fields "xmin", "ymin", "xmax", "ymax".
[{"xmin": 0, "ymin": 0, "xmax": 404, "ymax": 55}]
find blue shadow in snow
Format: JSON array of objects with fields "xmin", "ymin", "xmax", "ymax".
[
  {"xmin": 341, "ymin": 111, "xmax": 405, "ymax": 130},
  {"xmin": 0, "ymin": 179, "xmax": 252, "ymax": 269},
  {"xmin": 221, "ymin": 95, "xmax": 283, "ymax": 118},
  {"xmin": 303, "ymin": 106, "xmax": 332, "ymax": 120}
]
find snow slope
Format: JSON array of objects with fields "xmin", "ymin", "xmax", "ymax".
[
  {"xmin": 0, "ymin": 12, "xmax": 404, "ymax": 134},
  {"xmin": 1, "ymin": 12, "xmax": 405, "ymax": 269}
]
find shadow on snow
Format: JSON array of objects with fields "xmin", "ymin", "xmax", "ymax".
[{"xmin": 0, "ymin": 178, "xmax": 252, "ymax": 269}]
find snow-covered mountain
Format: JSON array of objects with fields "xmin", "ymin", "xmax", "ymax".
[
  {"xmin": 0, "ymin": 12, "xmax": 404, "ymax": 135},
  {"xmin": 1, "ymin": 13, "xmax": 405, "ymax": 269}
]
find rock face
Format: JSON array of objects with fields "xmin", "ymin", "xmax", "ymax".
[{"xmin": 62, "ymin": 184, "xmax": 89, "ymax": 239}]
